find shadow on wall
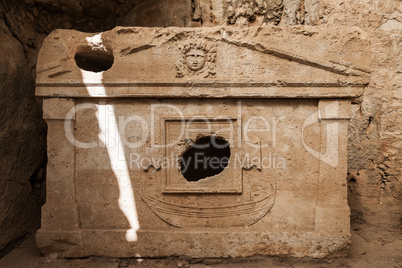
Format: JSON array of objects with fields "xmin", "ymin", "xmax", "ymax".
[{"xmin": 0, "ymin": 17, "xmax": 47, "ymax": 255}]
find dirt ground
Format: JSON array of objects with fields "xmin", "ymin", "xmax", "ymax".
[{"xmin": 0, "ymin": 221, "xmax": 401, "ymax": 268}]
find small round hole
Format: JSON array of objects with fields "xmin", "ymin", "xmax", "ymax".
[
  {"xmin": 75, "ymin": 47, "xmax": 114, "ymax": 72},
  {"xmin": 180, "ymin": 136, "xmax": 231, "ymax": 182}
]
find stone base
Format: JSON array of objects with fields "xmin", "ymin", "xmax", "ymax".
[{"xmin": 36, "ymin": 229, "xmax": 350, "ymax": 258}]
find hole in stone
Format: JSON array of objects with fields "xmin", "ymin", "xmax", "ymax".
[
  {"xmin": 75, "ymin": 47, "xmax": 114, "ymax": 72},
  {"xmin": 248, "ymin": 15, "xmax": 256, "ymax": 23},
  {"xmin": 180, "ymin": 136, "xmax": 231, "ymax": 182}
]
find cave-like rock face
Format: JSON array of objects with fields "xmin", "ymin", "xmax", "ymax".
[{"xmin": 0, "ymin": 18, "xmax": 46, "ymax": 252}]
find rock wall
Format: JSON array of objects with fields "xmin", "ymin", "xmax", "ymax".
[
  {"xmin": 0, "ymin": 15, "xmax": 46, "ymax": 253},
  {"xmin": 318, "ymin": 0, "xmax": 401, "ymax": 228},
  {"xmin": 0, "ymin": 0, "xmax": 400, "ymax": 254}
]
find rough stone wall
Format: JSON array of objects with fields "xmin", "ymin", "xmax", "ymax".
[
  {"xmin": 0, "ymin": 14, "xmax": 46, "ymax": 253},
  {"xmin": 316, "ymin": 0, "xmax": 401, "ymax": 228},
  {"xmin": 0, "ymin": 0, "xmax": 400, "ymax": 254}
]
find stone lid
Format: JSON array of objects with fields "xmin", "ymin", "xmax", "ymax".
[{"xmin": 36, "ymin": 26, "xmax": 370, "ymax": 98}]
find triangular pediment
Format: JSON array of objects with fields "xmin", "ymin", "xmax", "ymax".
[{"xmin": 36, "ymin": 26, "xmax": 370, "ymax": 98}]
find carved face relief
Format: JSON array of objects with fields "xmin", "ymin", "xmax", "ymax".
[
  {"xmin": 185, "ymin": 49, "xmax": 206, "ymax": 72},
  {"xmin": 176, "ymin": 39, "xmax": 217, "ymax": 78}
]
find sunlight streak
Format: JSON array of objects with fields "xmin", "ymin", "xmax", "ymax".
[{"xmin": 81, "ymin": 63, "xmax": 140, "ymax": 241}]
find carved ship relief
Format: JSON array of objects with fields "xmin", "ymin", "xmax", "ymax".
[{"xmin": 139, "ymin": 183, "xmax": 276, "ymax": 228}]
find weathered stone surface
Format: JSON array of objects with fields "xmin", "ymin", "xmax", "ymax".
[
  {"xmin": 35, "ymin": 26, "xmax": 369, "ymax": 258},
  {"xmin": 226, "ymin": 0, "xmax": 284, "ymax": 26},
  {"xmin": 318, "ymin": 0, "xmax": 402, "ymax": 228},
  {"xmin": 0, "ymin": 17, "xmax": 46, "ymax": 252},
  {"xmin": 35, "ymin": 26, "xmax": 370, "ymax": 97},
  {"xmin": 117, "ymin": 0, "xmax": 194, "ymax": 27}
]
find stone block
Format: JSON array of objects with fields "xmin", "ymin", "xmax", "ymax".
[{"xmin": 36, "ymin": 26, "xmax": 370, "ymax": 258}]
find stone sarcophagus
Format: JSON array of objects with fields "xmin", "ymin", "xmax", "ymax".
[{"xmin": 35, "ymin": 26, "xmax": 370, "ymax": 258}]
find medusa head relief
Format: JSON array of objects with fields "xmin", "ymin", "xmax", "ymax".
[{"xmin": 176, "ymin": 40, "xmax": 217, "ymax": 78}]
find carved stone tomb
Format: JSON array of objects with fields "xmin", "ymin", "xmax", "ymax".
[{"xmin": 35, "ymin": 26, "xmax": 370, "ymax": 258}]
